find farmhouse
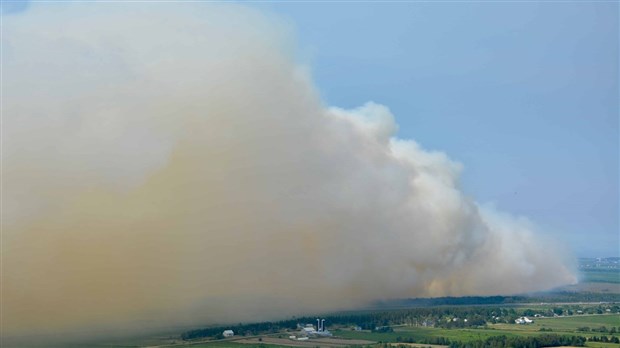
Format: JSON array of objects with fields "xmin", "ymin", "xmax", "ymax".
[
  {"xmin": 222, "ymin": 330, "xmax": 234, "ymax": 337},
  {"xmin": 297, "ymin": 319, "xmax": 332, "ymax": 338},
  {"xmin": 301, "ymin": 324, "xmax": 316, "ymax": 334},
  {"xmin": 515, "ymin": 317, "xmax": 533, "ymax": 324}
]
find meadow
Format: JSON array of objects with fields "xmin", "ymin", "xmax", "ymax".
[{"xmin": 581, "ymin": 270, "xmax": 620, "ymax": 284}]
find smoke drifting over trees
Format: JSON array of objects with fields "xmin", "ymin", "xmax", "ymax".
[{"xmin": 3, "ymin": 3, "xmax": 576, "ymax": 339}]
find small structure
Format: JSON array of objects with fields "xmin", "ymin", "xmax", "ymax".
[
  {"xmin": 515, "ymin": 317, "xmax": 533, "ymax": 325},
  {"xmin": 302, "ymin": 325, "xmax": 316, "ymax": 334},
  {"xmin": 297, "ymin": 319, "xmax": 332, "ymax": 338},
  {"xmin": 315, "ymin": 318, "xmax": 332, "ymax": 337},
  {"xmin": 222, "ymin": 329, "xmax": 234, "ymax": 337}
]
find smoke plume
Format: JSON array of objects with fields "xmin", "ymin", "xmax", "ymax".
[{"xmin": 3, "ymin": 3, "xmax": 576, "ymax": 340}]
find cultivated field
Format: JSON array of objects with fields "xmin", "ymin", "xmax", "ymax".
[
  {"xmin": 581, "ymin": 271, "xmax": 620, "ymax": 284},
  {"xmin": 332, "ymin": 314, "xmax": 619, "ymax": 348},
  {"xmin": 493, "ymin": 314, "xmax": 619, "ymax": 333}
]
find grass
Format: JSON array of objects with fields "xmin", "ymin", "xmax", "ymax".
[
  {"xmin": 334, "ymin": 315, "xmax": 620, "ymax": 345},
  {"xmin": 491, "ymin": 314, "xmax": 620, "ymax": 334},
  {"xmin": 335, "ymin": 327, "xmax": 534, "ymax": 344},
  {"xmin": 335, "ymin": 330, "xmax": 407, "ymax": 342},
  {"xmin": 536, "ymin": 315, "xmax": 619, "ymax": 329},
  {"xmin": 585, "ymin": 343, "xmax": 620, "ymax": 348},
  {"xmin": 182, "ymin": 343, "xmax": 287, "ymax": 348},
  {"xmin": 581, "ymin": 270, "xmax": 620, "ymax": 284}
]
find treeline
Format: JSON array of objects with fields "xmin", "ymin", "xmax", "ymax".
[
  {"xmin": 182, "ymin": 306, "xmax": 525, "ymax": 340},
  {"xmin": 524, "ymin": 291, "xmax": 620, "ymax": 303},
  {"xmin": 373, "ymin": 296, "xmax": 514, "ymax": 308},
  {"xmin": 379, "ymin": 292, "xmax": 620, "ymax": 308},
  {"xmin": 588, "ymin": 335, "xmax": 620, "ymax": 343},
  {"xmin": 181, "ymin": 307, "xmax": 496, "ymax": 340},
  {"xmin": 445, "ymin": 334, "xmax": 586, "ymax": 348},
  {"xmin": 394, "ymin": 336, "xmax": 452, "ymax": 345},
  {"xmin": 181, "ymin": 320, "xmax": 298, "ymax": 340},
  {"xmin": 391, "ymin": 334, "xmax": 588, "ymax": 348},
  {"xmin": 581, "ymin": 268, "xmax": 620, "ymax": 273},
  {"xmin": 577, "ymin": 326, "xmax": 619, "ymax": 333}
]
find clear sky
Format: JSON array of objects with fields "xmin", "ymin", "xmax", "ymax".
[
  {"xmin": 3, "ymin": 1, "xmax": 618, "ymax": 257},
  {"xmin": 253, "ymin": 1, "xmax": 619, "ymax": 257}
]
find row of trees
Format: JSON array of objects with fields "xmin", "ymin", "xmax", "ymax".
[
  {"xmin": 577, "ymin": 326, "xmax": 619, "ymax": 333},
  {"xmin": 395, "ymin": 336, "xmax": 452, "ymax": 345},
  {"xmin": 181, "ymin": 306, "xmax": 498, "ymax": 340},
  {"xmin": 588, "ymin": 335, "xmax": 620, "ymax": 343},
  {"xmin": 391, "ymin": 334, "xmax": 589, "ymax": 348},
  {"xmin": 385, "ymin": 293, "xmax": 620, "ymax": 308},
  {"xmin": 181, "ymin": 320, "xmax": 298, "ymax": 339},
  {"xmin": 446, "ymin": 334, "xmax": 587, "ymax": 348}
]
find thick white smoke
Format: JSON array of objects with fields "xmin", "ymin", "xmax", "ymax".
[{"xmin": 2, "ymin": 2, "xmax": 576, "ymax": 339}]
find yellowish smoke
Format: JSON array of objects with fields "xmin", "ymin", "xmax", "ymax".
[{"xmin": 2, "ymin": 2, "xmax": 576, "ymax": 340}]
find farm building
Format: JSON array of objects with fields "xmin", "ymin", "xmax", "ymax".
[
  {"xmin": 515, "ymin": 317, "xmax": 533, "ymax": 324},
  {"xmin": 297, "ymin": 319, "xmax": 332, "ymax": 337},
  {"xmin": 222, "ymin": 330, "xmax": 234, "ymax": 337}
]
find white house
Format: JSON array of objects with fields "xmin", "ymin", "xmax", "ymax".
[
  {"xmin": 302, "ymin": 326, "xmax": 316, "ymax": 334},
  {"xmin": 223, "ymin": 330, "xmax": 234, "ymax": 337},
  {"xmin": 515, "ymin": 317, "xmax": 533, "ymax": 325}
]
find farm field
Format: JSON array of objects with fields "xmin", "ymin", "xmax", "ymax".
[
  {"xmin": 168, "ymin": 337, "xmax": 374, "ymax": 348},
  {"xmin": 558, "ymin": 282, "xmax": 620, "ymax": 294},
  {"xmin": 581, "ymin": 270, "xmax": 620, "ymax": 284},
  {"xmin": 335, "ymin": 326, "xmax": 555, "ymax": 343},
  {"xmin": 331, "ymin": 314, "xmax": 619, "ymax": 346},
  {"xmin": 179, "ymin": 343, "xmax": 283, "ymax": 348},
  {"xmin": 492, "ymin": 314, "xmax": 620, "ymax": 333},
  {"xmin": 583, "ymin": 343, "xmax": 620, "ymax": 348}
]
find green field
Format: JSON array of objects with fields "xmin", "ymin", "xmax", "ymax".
[
  {"xmin": 585, "ymin": 343, "xmax": 620, "ymax": 348},
  {"xmin": 333, "ymin": 314, "xmax": 619, "ymax": 345},
  {"xmin": 499, "ymin": 314, "xmax": 619, "ymax": 333},
  {"xmin": 335, "ymin": 326, "xmax": 545, "ymax": 344},
  {"xmin": 488, "ymin": 316, "xmax": 618, "ymax": 333},
  {"xmin": 581, "ymin": 270, "xmax": 620, "ymax": 284},
  {"xmin": 181, "ymin": 343, "xmax": 284, "ymax": 348}
]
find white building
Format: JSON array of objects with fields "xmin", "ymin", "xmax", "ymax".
[
  {"xmin": 298, "ymin": 319, "xmax": 332, "ymax": 337},
  {"xmin": 223, "ymin": 330, "xmax": 234, "ymax": 337},
  {"xmin": 302, "ymin": 326, "xmax": 316, "ymax": 334},
  {"xmin": 515, "ymin": 317, "xmax": 533, "ymax": 325}
]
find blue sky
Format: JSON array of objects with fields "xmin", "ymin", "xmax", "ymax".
[
  {"xmin": 3, "ymin": 1, "xmax": 618, "ymax": 257},
  {"xmin": 1, "ymin": 0, "xmax": 28, "ymax": 15},
  {"xmin": 255, "ymin": 2, "xmax": 618, "ymax": 257}
]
